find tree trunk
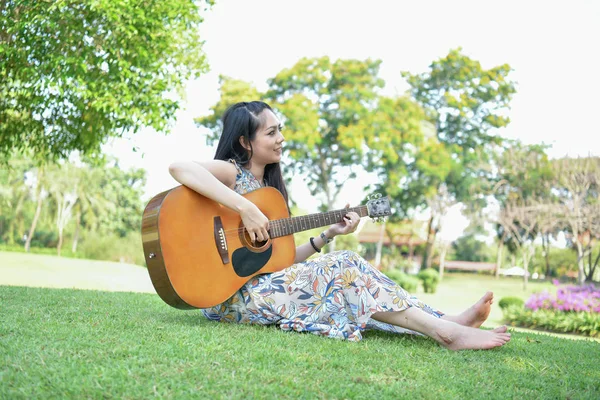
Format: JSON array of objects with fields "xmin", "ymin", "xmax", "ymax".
[
  {"xmin": 57, "ymin": 231, "xmax": 63, "ymax": 257},
  {"xmin": 25, "ymin": 190, "xmax": 44, "ymax": 252},
  {"xmin": 7, "ymin": 192, "xmax": 25, "ymax": 245},
  {"xmin": 374, "ymin": 221, "xmax": 385, "ymax": 268},
  {"xmin": 576, "ymin": 241, "xmax": 585, "ymax": 285},
  {"xmin": 588, "ymin": 249, "xmax": 600, "ymax": 282},
  {"xmin": 495, "ymin": 242, "xmax": 503, "ymax": 279},
  {"xmin": 439, "ymin": 243, "xmax": 448, "ymax": 280},
  {"xmin": 422, "ymin": 215, "xmax": 437, "ymax": 270},
  {"xmin": 522, "ymin": 250, "xmax": 530, "ymax": 291},
  {"xmin": 72, "ymin": 211, "xmax": 81, "ymax": 253},
  {"xmin": 543, "ymin": 234, "xmax": 552, "ymax": 278},
  {"xmin": 495, "ymin": 234, "xmax": 505, "ymax": 279}
]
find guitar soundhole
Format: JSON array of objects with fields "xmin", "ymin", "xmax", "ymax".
[{"xmin": 239, "ymin": 225, "xmax": 271, "ymax": 253}]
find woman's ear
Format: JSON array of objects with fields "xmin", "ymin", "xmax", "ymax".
[{"xmin": 239, "ymin": 136, "xmax": 251, "ymax": 151}]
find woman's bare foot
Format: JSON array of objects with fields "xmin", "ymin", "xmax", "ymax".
[
  {"xmin": 442, "ymin": 291, "xmax": 494, "ymax": 328},
  {"xmin": 434, "ymin": 322, "xmax": 511, "ymax": 351},
  {"xmin": 491, "ymin": 325, "xmax": 508, "ymax": 333}
]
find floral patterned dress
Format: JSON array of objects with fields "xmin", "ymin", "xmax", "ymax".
[{"xmin": 201, "ymin": 160, "xmax": 444, "ymax": 341}]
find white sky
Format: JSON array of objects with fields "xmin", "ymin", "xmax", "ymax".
[{"xmin": 107, "ymin": 0, "xmax": 600, "ymax": 241}]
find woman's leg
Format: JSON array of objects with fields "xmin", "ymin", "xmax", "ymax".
[
  {"xmin": 440, "ymin": 291, "xmax": 495, "ymax": 328},
  {"xmin": 372, "ymin": 307, "xmax": 511, "ymax": 350}
]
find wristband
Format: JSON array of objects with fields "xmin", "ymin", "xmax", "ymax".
[
  {"xmin": 309, "ymin": 237, "xmax": 321, "ymax": 253},
  {"xmin": 320, "ymin": 231, "xmax": 334, "ymax": 244}
]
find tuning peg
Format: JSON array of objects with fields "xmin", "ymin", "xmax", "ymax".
[{"xmin": 367, "ymin": 192, "xmax": 383, "ymax": 200}]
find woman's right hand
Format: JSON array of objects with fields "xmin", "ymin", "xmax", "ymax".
[{"xmin": 239, "ymin": 202, "xmax": 270, "ymax": 243}]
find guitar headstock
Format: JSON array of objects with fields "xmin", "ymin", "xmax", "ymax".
[{"xmin": 366, "ymin": 193, "xmax": 392, "ymax": 222}]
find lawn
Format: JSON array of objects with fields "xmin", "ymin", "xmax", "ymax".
[
  {"xmin": 1, "ymin": 252, "xmax": 599, "ymax": 398},
  {"xmin": 0, "ymin": 250, "xmax": 154, "ymax": 293}
]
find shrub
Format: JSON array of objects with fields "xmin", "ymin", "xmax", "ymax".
[
  {"xmin": 384, "ymin": 269, "xmax": 420, "ymax": 293},
  {"xmin": 79, "ymin": 231, "xmax": 145, "ymax": 266},
  {"xmin": 417, "ymin": 268, "xmax": 439, "ymax": 293},
  {"xmin": 499, "ymin": 296, "xmax": 525, "ymax": 310},
  {"xmin": 502, "ymin": 307, "xmax": 600, "ymax": 338}
]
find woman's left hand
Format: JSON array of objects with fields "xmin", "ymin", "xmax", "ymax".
[{"xmin": 326, "ymin": 203, "xmax": 360, "ymax": 238}]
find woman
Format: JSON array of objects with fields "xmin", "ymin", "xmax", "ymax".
[{"xmin": 169, "ymin": 101, "xmax": 511, "ymax": 350}]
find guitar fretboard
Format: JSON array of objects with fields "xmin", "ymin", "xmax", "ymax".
[{"xmin": 268, "ymin": 206, "xmax": 368, "ymax": 238}]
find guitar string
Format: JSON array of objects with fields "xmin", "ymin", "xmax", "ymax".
[
  {"xmin": 218, "ymin": 206, "xmax": 372, "ymax": 237},
  {"xmin": 218, "ymin": 207, "xmax": 368, "ymax": 234}
]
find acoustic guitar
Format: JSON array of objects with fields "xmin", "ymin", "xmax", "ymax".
[{"xmin": 141, "ymin": 186, "xmax": 391, "ymax": 309}]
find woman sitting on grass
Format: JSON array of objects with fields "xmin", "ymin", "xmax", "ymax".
[{"xmin": 169, "ymin": 101, "xmax": 511, "ymax": 350}]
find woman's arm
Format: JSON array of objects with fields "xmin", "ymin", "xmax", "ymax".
[
  {"xmin": 168, "ymin": 160, "xmax": 270, "ymax": 242},
  {"xmin": 293, "ymin": 204, "xmax": 360, "ymax": 263}
]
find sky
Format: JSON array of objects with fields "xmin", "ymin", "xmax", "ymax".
[{"xmin": 106, "ymin": 0, "xmax": 600, "ymax": 242}]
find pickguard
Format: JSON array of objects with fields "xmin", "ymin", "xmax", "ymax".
[{"xmin": 231, "ymin": 246, "xmax": 273, "ymax": 277}]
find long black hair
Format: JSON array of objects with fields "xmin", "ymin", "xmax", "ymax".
[{"xmin": 214, "ymin": 101, "xmax": 289, "ymax": 206}]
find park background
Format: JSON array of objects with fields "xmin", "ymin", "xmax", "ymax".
[{"xmin": 1, "ymin": 1, "xmax": 599, "ymax": 398}]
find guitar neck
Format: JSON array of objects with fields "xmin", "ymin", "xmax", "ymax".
[{"xmin": 268, "ymin": 206, "xmax": 369, "ymax": 238}]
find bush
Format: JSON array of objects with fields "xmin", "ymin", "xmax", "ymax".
[
  {"xmin": 0, "ymin": 243, "xmax": 81, "ymax": 258},
  {"xmin": 417, "ymin": 268, "xmax": 439, "ymax": 293},
  {"xmin": 502, "ymin": 307, "xmax": 600, "ymax": 338},
  {"xmin": 498, "ymin": 296, "xmax": 525, "ymax": 310},
  {"xmin": 384, "ymin": 269, "xmax": 420, "ymax": 293},
  {"xmin": 79, "ymin": 231, "xmax": 145, "ymax": 266}
]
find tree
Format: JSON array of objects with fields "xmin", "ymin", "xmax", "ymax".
[
  {"xmin": 265, "ymin": 57, "xmax": 386, "ymax": 213},
  {"xmin": 196, "ymin": 76, "xmax": 264, "ymax": 136},
  {"xmin": 403, "ymin": 48, "xmax": 517, "ymax": 269},
  {"xmin": 197, "ymin": 59, "xmax": 427, "ymax": 254},
  {"xmin": 498, "ymin": 200, "xmax": 540, "ymax": 290},
  {"xmin": 70, "ymin": 165, "xmax": 114, "ymax": 252},
  {"xmin": 451, "ymin": 232, "xmax": 491, "ymax": 263},
  {"xmin": 46, "ymin": 163, "xmax": 79, "ymax": 256},
  {"xmin": 554, "ymin": 157, "xmax": 600, "ymax": 284},
  {"xmin": 0, "ymin": 153, "xmax": 34, "ymax": 244},
  {"xmin": 24, "ymin": 167, "xmax": 47, "ymax": 252},
  {"xmin": 1, "ymin": 0, "xmax": 212, "ymax": 161},
  {"xmin": 492, "ymin": 141, "xmax": 555, "ymax": 277}
]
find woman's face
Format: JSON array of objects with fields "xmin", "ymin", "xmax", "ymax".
[{"xmin": 248, "ymin": 109, "xmax": 285, "ymax": 165}]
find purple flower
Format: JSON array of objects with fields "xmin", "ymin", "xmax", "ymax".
[{"xmin": 525, "ymin": 283, "xmax": 599, "ymax": 313}]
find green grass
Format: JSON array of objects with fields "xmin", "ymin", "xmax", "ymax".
[
  {"xmin": 417, "ymin": 272, "xmax": 555, "ymax": 327},
  {"xmin": 0, "ymin": 250, "xmax": 153, "ymax": 293},
  {"xmin": 1, "ymin": 285, "xmax": 599, "ymax": 399},
  {"xmin": 1, "ymin": 251, "xmax": 599, "ymax": 398}
]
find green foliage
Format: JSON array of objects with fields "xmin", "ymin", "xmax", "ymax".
[
  {"xmin": 503, "ymin": 306, "xmax": 600, "ymax": 338},
  {"xmin": 268, "ymin": 57, "xmax": 387, "ymax": 208},
  {"xmin": 195, "ymin": 76, "xmax": 263, "ymax": 136},
  {"xmin": 0, "ymin": 243, "xmax": 79, "ymax": 259},
  {"xmin": 402, "ymin": 48, "xmax": 517, "ymax": 213},
  {"xmin": 498, "ymin": 296, "xmax": 525, "ymax": 310},
  {"xmin": 78, "ymin": 231, "xmax": 145, "ymax": 266},
  {"xmin": 1, "ymin": 0, "xmax": 213, "ymax": 161},
  {"xmin": 531, "ymin": 246, "xmax": 577, "ymax": 278},
  {"xmin": 450, "ymin": 233, "xmax": 495, "ymax": 262},
  {"xmin": 417, "ymin": 268, "xmax": 440, "ymax": 293},
  {"xmin": 198, "ymin": 57, "xmax": 427, "ymax": 213},
  {"xmin": 384, "ymin": 269, "xmax": 420, "ymax": 293},
  {"xmin": 333, "ymin": 233, "xmax": 360, "ymax": 253},
  {"xmin": 0, "ymin": 156, "xmax": 146, "ymax": 261}
]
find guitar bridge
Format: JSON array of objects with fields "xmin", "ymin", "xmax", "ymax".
[{"xmin": 213, "ymin": 216, "xmax": 230, "ymax": 264}]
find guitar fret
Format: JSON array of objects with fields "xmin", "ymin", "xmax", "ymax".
[{"xmin": 268, "ymin": 204, "xmax": 384, "ymax": 238}]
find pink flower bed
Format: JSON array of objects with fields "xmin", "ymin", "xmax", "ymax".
[{"xmin": 525, "ymin": 280, "xmax": 600, "ymax": 313}]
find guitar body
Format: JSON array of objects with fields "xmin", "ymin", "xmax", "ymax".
[{"xmin": 142, "ymin": 186, "xmax": 295, "ymax": 309}]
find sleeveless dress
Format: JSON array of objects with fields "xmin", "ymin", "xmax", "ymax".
[{"xmin": 201, "ymin": 161, "xmax": 444, "ymax": 341}]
